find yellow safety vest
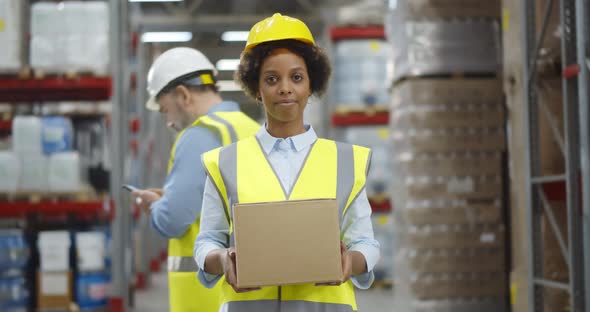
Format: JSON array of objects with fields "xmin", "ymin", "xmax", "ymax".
[
  {"xmin": 166, "ymin": 111, "xmax": 259, "ymax": 312},
  {"xmin": 202, "ymin": 136, "xmax": 371, "ymax": 312}
]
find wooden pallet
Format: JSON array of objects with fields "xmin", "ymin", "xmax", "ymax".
[
  {"xmin": 5, "ymin": 66, "xmax": 105, "ymax": 80},
  {"xmin": 333, "ymin": 105, "xmax": 389, "ymax": 116},
  {"xmin": 0, "ymin": 187, "xmax": 99, "ymax": 203},
  {"xmin": 393, "ymin": 72, "xmax": 500, "ymax": 87}
]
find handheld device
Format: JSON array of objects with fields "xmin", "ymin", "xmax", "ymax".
[{"xmin": 122, "ymin": 184, "xmax": 140, "ymax": 192}]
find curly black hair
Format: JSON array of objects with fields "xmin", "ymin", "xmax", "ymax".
[{"xmin": 235, "ymin": 39, "xmax": 332, "ymax": 100}]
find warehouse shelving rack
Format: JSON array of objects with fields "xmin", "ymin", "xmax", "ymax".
[
  {"xmin": 0, "ymin": 0, "xmax": 130, "ymax": 310},
  {"xmin": 522, "ymin": 0, "xmax": 590, "ymax": 310},
  {"xmin": 326, "ymin": 24, "xmax": 393, "ymax": 213}
]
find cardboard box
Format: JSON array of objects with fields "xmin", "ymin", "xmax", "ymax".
[
  {"xmin": 406, "ymin": 175, "xmax": 503, "ymax": 199},
  {"xmin": 392, "ymin": 103, "xmax": 505, "ymax": 128},
  {"xmin": 410, "ymin": 271, "xmax": 506, "ymax": 299},
  {"xmin": 38, "ymin": 231, "xmax": 71, "ymax": 272},
  {"xmin": 406, "ymin": 224, "xmax": 505, "ymax": 249},
  {"xmin": 392, "ymin": 79, "xmax": 503, "ymax": 109},
  {"xmin": 392, "ymin": 127, "xmax": 506, "ymax": 153},
  {"xmin": 412, "ymin": 297, "xmax": 507, "ymax": 312},
  {"xmin": 233, "ymin": 199, "xmax": 343, "ymax": 288},
  {"xmin": 37, "ymin": 270, "xmax": 73, "ymax": 310},
  {"xmin": 402, "ymin": 198, "xmax": 502, "ymax": 225},
  {"xmin": 404, "ymin": 247, "xmax": 505, "ymax": 273},
  {"xmin": 397, "ymin": 152, "xmax": 503, "ymax": 177}
]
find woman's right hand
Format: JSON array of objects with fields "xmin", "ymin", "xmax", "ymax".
[{"xmin": 223, "ymin": 247, "xmax": 260, "ymax": 293}]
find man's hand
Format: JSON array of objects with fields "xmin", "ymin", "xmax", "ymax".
[
  {"xmin": 131, "ymin": 189, "xmax": 161, "ymax": 215},
  {"xmin": 147, "ymin": 188, "xmax": 164, "ymax": 197},
  {"xmin": 222, "ymin": 247, "xmax": 260, "ymax": 293}
]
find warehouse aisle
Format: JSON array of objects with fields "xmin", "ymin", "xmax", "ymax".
[{"xmin": 135, "ymin": 272, "xmax": 393, "ymax": 311}]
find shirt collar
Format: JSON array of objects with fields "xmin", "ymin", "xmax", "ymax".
[
  {"xmin": 205, "ymin": 101, "xmax": 240, "ymax": 115},
  {"xmin": 256, "ymin": 124, "xmax": 318, "ymax": 154}
]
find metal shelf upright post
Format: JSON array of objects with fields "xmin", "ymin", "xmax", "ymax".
[
  {"xmin": 522, "ymin": 0, "xmax": 590, "ymax": 310},
  {"xmin": 109, "ymin": 0, "xmax": 131, "ymax": 311},
  {"xmin": 576, "ymin": 0, "xmax": 590, "ymax": 308}
]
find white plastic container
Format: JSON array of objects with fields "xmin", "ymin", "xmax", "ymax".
[
  {"xmin": 38, "ymin": 231, "xmax": 71, "ymax": 272},
  {"xmin": 0, "ymin": 0, "xmax": 22, "ymax": 72},
  {"xmin": 18, "ymin": 153, "xmax": 48, "ymax": 192},
  {"xmin": 0, "ymin": 152, "xmax": 19, "ymax": 192},
  {"xmin": 332, "ymin": 39, "xmax": 391, "ymax": 107},
  {"xmin": 76, "ymin": 231, "xmax": 106, "ymax": 271},
  {"xmin": 12, "ymin": 116, "xmax": 43, "ymax": 154},
  {"xmin": 30, "ymin": 1, "xmax": 110, "ymax": 74},
  {"xmin": 48, "ymin": 152, "xmax": 81, "ymax": 192}
]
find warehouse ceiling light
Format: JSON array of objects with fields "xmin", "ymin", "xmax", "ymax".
[
  {"xmin": 217, "ymin": 80, "xmax": 241, "ymax": 92},
  {"xmin": 141, "ymin": 32, "xmax": 192, "ymax": 43},
  {"xmin": 216, "ymin": 59, "xmax": 240, "ymax": 71},
  {"xmin": 221, "ymin": 31, "xmax": 250, "ymax": 42}
]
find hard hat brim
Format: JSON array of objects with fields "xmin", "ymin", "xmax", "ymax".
[{"xmin": 146, "ymin": 96, "xmax": 160, "ymax": 111}]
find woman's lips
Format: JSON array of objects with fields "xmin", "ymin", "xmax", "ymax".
[{"xmin": 275, "ymin": 100, "xmax": 297, "ymax": 106}]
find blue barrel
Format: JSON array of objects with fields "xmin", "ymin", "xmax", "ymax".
[
  {"xmin": 76, "ymin": 271, "xmax": 110, "ymax": 309},
  {"xmin": 42, "ymin": 116, "xmax": 74, "ymax": 155},
  {"xmin": 0, "ymin": 231, "xmax": 28, "ymax": 271},
  {"xmin": 0, "ymin": 274, "xmax": 28, "ymax": 311}
]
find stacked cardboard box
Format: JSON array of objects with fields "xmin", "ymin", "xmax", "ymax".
[
  {"xmin": 391, "ymin": 80, "xmax": 507, "ymax": 312},
  {"xmin": 388, "ymin": 1, "xmax": 507, "ymax": 310},
  {"xmin": 37, "ymin": 231, "xmax": 73, "ymax": 311}
]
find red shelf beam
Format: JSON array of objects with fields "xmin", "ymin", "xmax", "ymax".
[
  {"xmin": 330, "ymin": 26, "xmax": 385, "ymax": 41},
  {"xmin": 369, "ymin": 198, "xmax": 392, "ymax": 213},
  {"xmin": 0, "ymin": 77, "xmax": 112, "ymax": 102},
  {"xmin": 331, "ymin": 111, "xmax": 389, "ymax": 127},
  {"xmin": 0, "ymin": 120, "xmax": 10, "ymax": 131},
  {"xmin": 0, "ymin": 200, "xmax": 113, "ymax": 219}
]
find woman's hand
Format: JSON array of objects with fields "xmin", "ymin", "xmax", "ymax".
[
  {"xmin": 223, "ymin": 247, "xmax": 260, "ymax": 293},
  {"xmin": 316, "ymin": 241, "xmax": 353, "ymax": 286},
  {"xmin": 340, "ymin": 241, "xmax": 353, "ymax": 283}
]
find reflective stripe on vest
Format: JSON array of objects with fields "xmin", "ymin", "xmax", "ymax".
[
  {"xmin": 201, "ymin": 137, "xmax": 371, "ymax": 312},
  {"xmin": 208, "ymin": 114, "xmax": 238, "ymax": 142},
  {"xmin": 167, "ymin": 256, "xmax": 199, "ymax": 272}
]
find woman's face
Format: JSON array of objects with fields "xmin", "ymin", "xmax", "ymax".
[{"xmin": 258, "ymin": 48, "xmax": 311, "ymax": 126}]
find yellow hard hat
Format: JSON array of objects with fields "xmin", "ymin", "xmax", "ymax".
[{"xmin": 245, "ymin": 13, "xmax": 315, "ymax": 51}]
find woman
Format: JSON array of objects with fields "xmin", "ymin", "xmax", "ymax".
[{"xmin": 194, "ymin": 13, "xmax": 380, "ymax": 312}]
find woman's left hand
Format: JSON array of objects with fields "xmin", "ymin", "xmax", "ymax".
[
  {"xmin": 316, "ymin": 241, "xmax": 352, "ymax": 286},
  {"xmin": 340, "ymin": 241, "xmax": 353, "ymax": 283}
]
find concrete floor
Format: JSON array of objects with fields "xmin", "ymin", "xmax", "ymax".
[{"xmin": 135, "ymin": 271, "xmax": 393, "ymax": 311}]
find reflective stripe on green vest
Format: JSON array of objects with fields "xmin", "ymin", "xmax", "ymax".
[{"xmin": 201, "ymin": 137, "xmax": 371, "ymax": 312}]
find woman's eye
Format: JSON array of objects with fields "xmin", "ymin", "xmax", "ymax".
[
  {"xmin": 266, "ymin": 76, "xmax": 278, "ymax": 84},
  {"xmin": 293, "ymin": 73, "xmax": 303, "ymax": 81}
]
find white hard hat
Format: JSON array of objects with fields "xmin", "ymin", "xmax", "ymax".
[{"xmin": 146, "ymin": 47, "xmax": 217, "ymax": 111}]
